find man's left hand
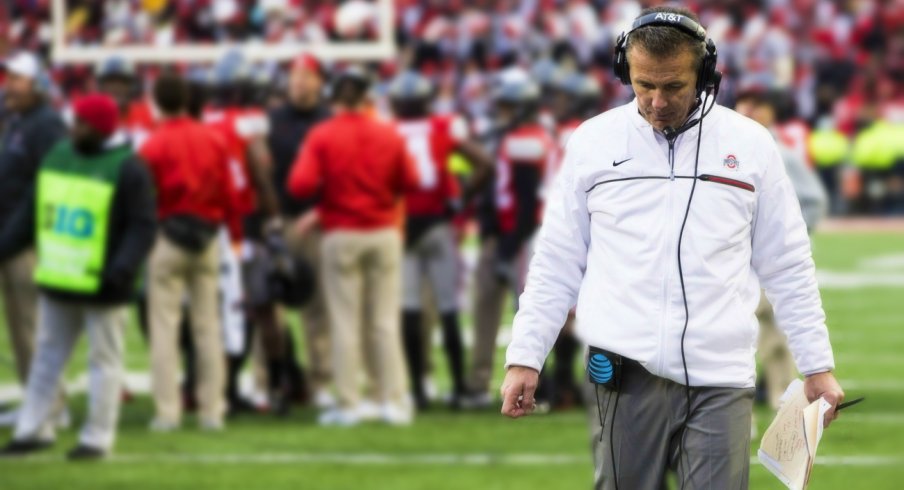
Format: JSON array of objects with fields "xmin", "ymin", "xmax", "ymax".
[{"xmin": 804, "ymin": 371, "xmax": 844, "ymax": 428}]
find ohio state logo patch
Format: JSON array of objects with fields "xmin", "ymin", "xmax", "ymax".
[{"xmin": 723, "ymin": 154, "xmax": 740, "ymax": 170}]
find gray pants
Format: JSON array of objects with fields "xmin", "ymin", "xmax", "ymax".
[
  {"xmin": 15, "ymin": 295, "xmax": 126, "ymax": 450},
  {"xmin": 588, "ymin": 360, "xmax": 754, "ymax": 490},
  {"xmin": 402, "ymin": 223, "xmax": 459, "ymax": 313}
]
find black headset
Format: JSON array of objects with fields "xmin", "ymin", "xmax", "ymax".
[{"xmin": 612, "ymin": 12, "xmax": 720, "ymax": 96}]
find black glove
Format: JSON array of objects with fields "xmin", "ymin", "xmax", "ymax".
[
  {"xmin": 263, "ymin": 231, "xmax": 295, "ymax": 275},
  {"xmin": 494, "ymin": 259, "xmax": 516, "ymax": 285},
  {"xmin": 445, "ymin": 198, "xmax": 463, "ymax": 219},
  {"xmin": 103, "ymin": 267, "xmax": 134, "ymax": 293}
]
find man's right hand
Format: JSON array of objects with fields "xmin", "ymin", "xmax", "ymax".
[
  {"xmin": 500, "ymin": 366, "xmax": 540, "ymax": 419},
  {"xmin": 292, "ymin": 209, "xmax": 320, "ymax": 238}
]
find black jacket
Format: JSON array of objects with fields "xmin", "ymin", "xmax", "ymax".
[
  {"xmin": 0, "ymin": 101, "xmax": 67, "ymax": 224},
  {"xmin": 267, "ymin": 102, "xmax": 331, "ymax": 217},
  {"xmin": 0, "ymin": 143, "xmax": 157, "ymax": 305}
]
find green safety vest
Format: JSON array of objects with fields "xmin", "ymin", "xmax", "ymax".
[
  {"xmin": 448, "ymin": 152, "xmax": 473, "ymax": 177},
  {"xmin": 34, "ymin": 141, "xmax": 130, "ymax": 293},
  {"xmin": 851, "ymin": 121, "xmax": 901, "ymax": 171},
  {"xmin": 808, "ymin": 128, "xmax": 849, "ymax": 168}
]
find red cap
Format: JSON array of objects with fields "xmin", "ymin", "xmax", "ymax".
[
  {"xmin": 73, "ymin": 93, "xmax": 119, "ymax": 138},
  {"xmin": 291, "ymin": 53, "xmax": 324, "ymax": 78}
]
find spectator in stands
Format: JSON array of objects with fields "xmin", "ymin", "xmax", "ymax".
[
  {"xmin": 0, "ymin": 93, "xmax": 156, "ymax": 460},
  {"xmin": 267, "ymin": 53, "xmax": 334, "ymax": 409},
  {"xmin": 0, "ymin": 52, "xmax": 68, "ymax": 429},
  {"xmin": 140, "ymin": 74, "xmax": 236, "ymax": 432},
  {"xmin": 287, "ymin": 65, "xmax": 420, "ymax": 426}
]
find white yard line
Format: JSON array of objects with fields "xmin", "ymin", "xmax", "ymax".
[
  {"xmin": 860, "ymin": 253, "xmax": 904, "ymax": 270},
  {"xmin": 816, "ymin": 270, "xmax": 904, "ymax": 288},
  {"xmin": 5, "ymin": 452, "xmax": 903, "ymax": 466}
]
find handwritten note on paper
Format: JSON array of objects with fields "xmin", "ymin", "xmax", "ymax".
[{"xmin": 758, "ymin": 379, "xmax": 830, "ymax": 490}]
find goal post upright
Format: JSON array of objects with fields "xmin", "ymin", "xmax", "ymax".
[{"xmin": 50, "ymin": 0, "xmax": 396, "ymax": 64}]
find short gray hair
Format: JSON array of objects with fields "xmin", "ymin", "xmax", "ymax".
[{"xmin": 625, "ymin": 6, "xmax": 707, "ymax": 69}]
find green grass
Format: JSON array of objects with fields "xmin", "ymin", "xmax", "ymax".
[{"xmin": 1, "ymin": 230, "xmax": 903, "ymax": 489}]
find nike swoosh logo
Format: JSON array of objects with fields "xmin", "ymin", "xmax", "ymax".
[{"xmin": 612, "ymin": 158, "xmax": 632, "ymax": 167}]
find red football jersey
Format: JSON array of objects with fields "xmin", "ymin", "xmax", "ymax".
[
  {"xmin": 124, "ymin": 97, "xmax": 160, "ymax": 150},
  {"xmin": 203, "ymin": 106, "xmax": 270, "ymax": 217},
  {"xmin": 495, "ymin": 124, "xmax": 555, "ymax": 234},
  {"xmin": 396, "ymin": 115, "xmax": 466, "ymax": 218}
]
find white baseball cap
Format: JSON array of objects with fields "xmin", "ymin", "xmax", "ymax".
[{"xmin": 1, "ymin": 52, "xmax": 43, "ymax": 80}]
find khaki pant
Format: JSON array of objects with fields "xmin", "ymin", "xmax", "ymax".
[
  {"xmin": 321, "ymin": 228, "xmax": 407, "ymax": 410},
  {"xmin": 284, "ymin": 225, "xmax": 331, "ymax": 393},
  {"xmin": 756, "ymin": 292, "xmax": 798, "ymax": 409},
  {"xmin": 1, "ymin": 250, "xmax": 66, "ymax": 413},
  {"xmin": 469, "ymin": 237, "xmax": 529, "ymax": 394},
  {"xmin": 148, "ymin": 234, "xmax": 225, "ymax": 424},
  {"xmin": 1, "ymin": 250, "xmax": 38, "ymax": 385},
  {"xmin": 15, "ymin": 295, "xmax": 125, "ymax": 450}
]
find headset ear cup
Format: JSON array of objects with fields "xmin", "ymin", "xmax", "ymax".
[
  {"xmin": 613, "ymin": 33, "xmax": 631, "ymax": 86},
  {"xmin": 697, "ymin": 39, "xmax": 718, "ymax": 95}
]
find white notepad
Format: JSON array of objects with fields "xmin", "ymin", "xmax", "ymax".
[{"xmin": 758, "ymin": 379, "xmax": 833, "ymax": 490}]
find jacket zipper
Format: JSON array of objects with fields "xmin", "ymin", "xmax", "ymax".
[
  {"xmin": 698, "ymin": 174, "xmax": 755, "ymax": 192},
  {"xmin": 659, "ymin": 138, "xmax": 679, "ymax": 374},
  {"xmin": 668, "ymin": 139, "xmax": 676, "ymax": 181}
]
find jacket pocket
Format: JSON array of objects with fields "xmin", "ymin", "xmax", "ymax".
[{"xmin": 698, "ymin": 174, "xmax": 755, "ymax": 192}]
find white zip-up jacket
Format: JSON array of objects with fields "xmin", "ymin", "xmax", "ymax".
[{"xmin": 505, "ymin": 99, "xmax": 834, "ymax": 388}]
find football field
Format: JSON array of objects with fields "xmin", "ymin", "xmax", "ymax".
[{"xmin": 1, "ymin": 229, "xmax": 902, "ymax": 489}]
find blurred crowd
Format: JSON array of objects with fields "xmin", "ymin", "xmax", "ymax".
[
  {"xmin": 4, "ymin": 0, "xmax": 380, "ymax": 49},
  {"xmin": 0, "ymin": 0, "xmax": 903, "ymax": 460},
  {"xmin": 4, "ymin": 0, "xmax": 904, "ymax": 213}
]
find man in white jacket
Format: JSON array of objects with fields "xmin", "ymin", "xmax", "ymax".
[{"xmin": 500, "ymin": 6, "xmax": 844, "ymax": 490}]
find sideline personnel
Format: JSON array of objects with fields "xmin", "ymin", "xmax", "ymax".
[
  {"xmin": 141, "ymin": 74, "xmax": 236, "ymax": 432},
  {"xmin": 0, "ymin": 94, "xmax": 155, "ymax": 459},
  {"xmin": 0, "ymin": 52, "xmax": 68, "ymax": 427},
  {"xmin": 288, "ymin": 66, "xmax": 420, "ymax": 426},
  {"xmin": 267, "ymin": 54, "xmax": 333, "ymax": 408},
  {"xmin": 500, "ymin": 6, "xmax": 844, "ymax": 489}
]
